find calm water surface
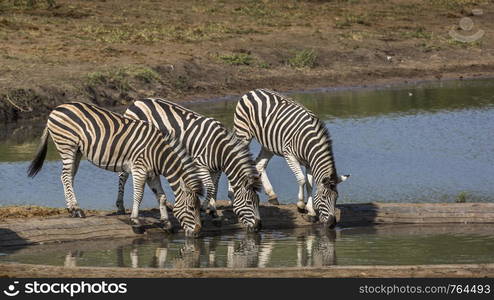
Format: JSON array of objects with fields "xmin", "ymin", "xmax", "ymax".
[
  {"xmin": 0, "ymin": 79, "xmax": 493, "ymax": 209},
  {"xmin": 2, "ymin": 225, "xmax": 494, "ymax": 268}
]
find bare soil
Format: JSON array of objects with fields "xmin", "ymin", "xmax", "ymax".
[
  {"xmin": 1, "ymin": 0, "xmax": 493, "ymax": 123},
  {"xmin": 0, "ymin": 205, "xmax": 101, "ymax": 221},
  {"xmin": 2, "ymin": 262, "xmax": 494, "ymax": 278}
]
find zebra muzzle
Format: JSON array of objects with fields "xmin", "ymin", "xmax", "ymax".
[
  {"xmin": 246, "ymin": 219, "xmax": 262, "ymax": 232},
  {"xmin": 323, "ymin": 215, "xmax": 337, "ymax": 229}
]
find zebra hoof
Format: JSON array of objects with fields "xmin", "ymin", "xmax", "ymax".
[
  {"xmin": 268, "ymin": 197, "xmax": 280, "ymax": 205},
  {"xmin": 76, "ymin": 209, "xmax": 86, "ymax": 218},
  {"xmin": 131, "ymin": 225, "xmax": 145, "ymax": 234},
  {"xmin": 68, "ymin": 208, "xmax": 86, "ymax": 218}
]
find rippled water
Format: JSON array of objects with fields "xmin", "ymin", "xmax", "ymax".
[
  {"xmin": 2, "ymin": 225, "xmax": 494, "ymax": 268},
  {"xmin": 1, "ymin": 78, "xmax": 494, "ymax": 209}
]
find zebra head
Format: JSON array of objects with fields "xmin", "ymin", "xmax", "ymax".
[
  {"xmin": 173, "ymin": 178, "xmax": 203, "ymax": 238},
  {"xmin": 314, "ymin": 174, "xmax": 350, "ymax": 229},
  {"xmin": 232, "ymin": 177, "xmax": 262, "ymax": 232}
]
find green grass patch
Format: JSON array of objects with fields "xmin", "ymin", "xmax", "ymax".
[
  {"xmin": 218, "ymin": 53, "xmax": 253, "ymax": 66},
  {"xmin": 456, "ymin": 191, "xmax": 468, "ymax": 203},
  {"xmin": 86, "ymin": 66, "xmax": 160, "ymax": 92},
  {"xmin": 403, "ymin": 27, "xmax": 433, "ymax": 40},
  {"xmin": 287, "ymin": 49, "xmax": 317, "ymax": 69}
]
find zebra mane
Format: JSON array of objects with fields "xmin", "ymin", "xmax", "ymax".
[
  {"xmin": 225, "ymin": 131, "xmax": 262, "ymax": 192},
  {"xmin": 157, "ymin": 128, "xmax": 205, "ymax": 196},
  {"xmin": 257, "ymin": 88, "xmax": 316, "ymax": 118}
]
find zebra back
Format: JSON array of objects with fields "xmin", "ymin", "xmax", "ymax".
[
  {"xmin": 47, "ymin": 102, "xmax": 203, "ymax": 195},
  {"xmin": 234, "ymin": 89, "xmax": 338, "ymax": 185},
  {"xmin": 125, "ymin": 98, "xmax": 260, "ymax": 190}
]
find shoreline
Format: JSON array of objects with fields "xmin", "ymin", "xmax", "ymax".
[
  {"xmin": 2, "ymin": 262, "xmax": 493, "ymax": 278},
  {"xmin": 2, "ymin": 69, "xmax": 494, "ymax": 127}
]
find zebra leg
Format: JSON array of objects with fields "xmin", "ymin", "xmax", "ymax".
[
  {"xmin": 146, "ymin": 176, "xmax": 173, "ymax": 231},
  {"xmin": 305, "ymin": 167, "xmax": 317, "ymax": 222},
  {"xmin": 130, "ymin": 169, "xmax": 147, "ymax": 234},
  {"xmin": 255, "ymin": 147, "xmax": 278, "ymax": 205},
  {"xmin": 60, "ymin": 148, "xmax": 85, "ymax": 218},
  {"xmin": 207, "ymin": 171, "xmax": 221, "ymax": 221},
  {"xmin": 284, "ymin": 155, "xmax": 308, "ymax": 214},
  {"xmin": 116, "ymin": 172, "xmax": 129, "ymax": 215},
  {"xmin": 227, "ymin": 181, "xmax": 234, "ymax": 206},
  {"xmin": 201, "ymin": 171, "xmax": 220, "ymax": 219}
]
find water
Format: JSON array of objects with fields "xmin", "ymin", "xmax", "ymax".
[
  {"xmin": 1, "ymin": 78, "xmax": 494, "ymax": 209},
  {"xmin": 2, "ymin": 225, "xmax": 494, "ymax": 268}
]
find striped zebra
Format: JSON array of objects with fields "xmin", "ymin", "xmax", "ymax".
[
  {"xmin": 233, "ymin": 89, "xmax": 349, "ymax": 228},
  {"xmin": 118, "ymin": 98, "xmax": 262, "ymax": 231},
  {"xmin": 27, "ymin": 102, "xmax": 204, "ymax": 237}
]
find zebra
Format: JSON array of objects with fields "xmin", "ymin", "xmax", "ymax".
[
  {"xmin": 118, "ymin": 98, "xmax": 262, "ymax": 232},
  {"xmin": 27, "ymin": 102, "xmax": 204, "ymax": 237},
  {"xmin": 233, "ymin": 89, "xmax": 349, "ymax": 228}
]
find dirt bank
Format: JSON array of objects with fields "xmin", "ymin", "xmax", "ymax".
[
  {"xmin": 1, "ymin": 0, "xmax": 493, "ymax": 123},
  {"xmin": 2, "ymin": 262, "xmax": 494, "ymax": 278}
]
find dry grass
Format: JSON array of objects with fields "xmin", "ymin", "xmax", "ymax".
[
  {"xmin": 0, "ymin": 0, "xmax": 492, "ymax": 120},
  {"xmin": 0, "ymin": 205, "xmax": 66, "ymax": 220}
]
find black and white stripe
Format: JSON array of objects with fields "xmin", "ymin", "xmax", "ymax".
[
  {"xmin": 27, "ymin": 102, "xmax": 204, "ymax": 237},
  {"xmin": 120, "ymin": 98, "xmax": 261, "ymax": 231},
  {"xmin": 233, "ymin": 89, "xmax": 349, "ymax": 228}
]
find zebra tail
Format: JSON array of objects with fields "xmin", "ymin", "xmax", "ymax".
[{"xmin": 27, "ymin": 127, "xmax": 49, "ymax": 177}]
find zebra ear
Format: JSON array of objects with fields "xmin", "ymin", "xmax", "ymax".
[{"xmin": 338, "ymin": 174, "xmax": 350, "ymax": 183}]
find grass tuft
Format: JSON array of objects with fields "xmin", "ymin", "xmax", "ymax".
[
  {"xmin": 288, "ymin": 49, "xmax": 317, "ymax": 68},
  {"xmin": 218, "ymin": 53, "xmax": 252, "ymax": 65},
  {"xmin": 86, "ymin": 66, "xmax": 160, "ymax": 92},
  {"xmin": 456, "ymin": 191, "xmax": 468, "ymax": 203}
]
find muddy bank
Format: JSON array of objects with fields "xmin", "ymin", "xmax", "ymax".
[
  {"xmin": 1, "ymin": 0, "xmax": 493, "ymax": 124},
  {"xmin": 2, "ymin": 60, "xmax": 493, "ymax": 125},
  {"xmin": 2, "ymin": 262, "xmax": 494, "ymax": 278}
]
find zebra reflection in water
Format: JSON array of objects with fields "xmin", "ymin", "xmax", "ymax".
[
  {"xmin": 62, "ymin": 230, "xmax": 337, "ymax": 268},
  {"xmin": 296, "ymin": 228, "xmax": 337, "ymax": 267},
  {"xmin": 104, "ymin": 229, "xmax": 337, "ymax": 269}
]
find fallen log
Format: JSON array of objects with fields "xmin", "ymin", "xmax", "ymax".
[{"xmin": 0, "ymin": 202, "xmax": 493, "ymax": 247}]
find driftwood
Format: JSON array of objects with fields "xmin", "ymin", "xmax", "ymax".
[{"xmin": 1, "ymin": 202, "xmax": 493, "ymax": 247}]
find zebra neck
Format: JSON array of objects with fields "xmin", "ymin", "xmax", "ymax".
[
  {"xmin": 307, "ymin": 145, "xmax": 337, "ymax": 185},
  {"xmin": 221, "ymin": 144, "xmax": 255, "ymax": 189},
  {"xmin": 303, "ymin": 120, "xmax": 337, "ymax": 185}
]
